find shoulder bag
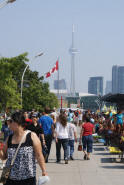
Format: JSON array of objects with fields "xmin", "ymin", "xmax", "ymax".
[{"xmin": 78, "ymin": 140, "xmax": 82, "ymax": 151}]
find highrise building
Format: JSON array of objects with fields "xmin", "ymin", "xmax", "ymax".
[
  {"xmin": 54, "ymin": 79, "xmax": 66, "ymax": 90},
  {"xmin": 118, "ymin": 66, "xmax": 124, "ymax": 93},
  {"xmin": 112, "ymin": 65, "xmax": 118, "ymax": 93},
  {"xmin": 112, "ymin": 65, "xmax": 124, "ymax": 94},
  {"xmin": 105, "ymin": 81, "xmax": 112, "ymax": 94},
  {"xmin": 88, "ymin": 77, "xmax": 103, "ymax": 95}
]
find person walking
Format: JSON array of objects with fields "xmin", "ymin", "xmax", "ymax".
[
  {"xmin": 116, "ymin": 110, "xmax": 124, "ymax": 126},
  {"xmin": 0, "ymin": 111, "xmax": 47, "ymax": 185},
  {"xmin": 39, "ymin": 107, "xmax": 54, "ymax": 163},
  {"xmin": 0, "ymin": 117, "xmax": 13, "ymax": 169},
  {"xmin": 78, "ymin": 110, "xmax": 83, "ymax": 127},
  {"xmin": 1, "ymin": 118, "xmax": 13, "ymax": 142},
  {"xmin": 67, "ymin": 122, "xmax": 77, "ymax": 160},
  {"xmin": 23, "ymin": 112, "xmax": 32, "ymax": 129},
  {"xmin": 55, "ymin": 114, "xmax": 69, "ymax": 164},
  {"xmin": 27, "ymin": 113, "xmax": 45, "ymax": 145},
  {"xmin": 27, "ymin": 113, "xmax": 47, "ymax": 160},
  {"xmin": 79, "ymin": 116, "xmax": 95, "ymax": 160}
]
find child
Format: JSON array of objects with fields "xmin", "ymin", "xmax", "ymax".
[{"xmin": 68, "ymin": 122, "xmax": 77, "ymax": 160}]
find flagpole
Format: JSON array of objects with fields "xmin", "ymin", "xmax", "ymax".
[{"xmin": 57, "ymin": 58, "xmax": 59, "ymax": 98}]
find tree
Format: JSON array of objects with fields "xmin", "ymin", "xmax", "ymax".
[
  {"xmin": 22, "ymin": 76, "xmax": 58, "ymax": 111},
  {"xmin": 0, "ymin": 53, "xmax": 58, "ymax": 112},
  {"xmin": 0, "ymin": 61, "xmax": 21, "ymax": 111}
]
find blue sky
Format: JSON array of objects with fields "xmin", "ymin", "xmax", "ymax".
[{"xmin": 0, "ymin": 0, "xmax": 124, "ymax": 93}]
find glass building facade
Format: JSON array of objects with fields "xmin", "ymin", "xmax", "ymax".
[
  {"xmin": 88, "ymin": 77, "xmax": 103, "ymax": 96},
  {"xmin": 112, "ymin": 65, "xmax": 124, "ymax": 94},
  {"xmin": 54, "ymin": 79, "xmax": 66, "ymax": 90}
]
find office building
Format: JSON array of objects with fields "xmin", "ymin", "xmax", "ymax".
[
  {"xmin": 105, "ymin": 81, "xmax": 112, "ymax": 94},
  {"xmin": 54, "ymin": 79, "xmax": 66, "ymax": 90},
  {"xmin": 88, "ymin": 76, "xmax": 103, "ymax": 95},
  {"xmin": 112, "ymin": 65, "xmax": 124, "ymax": 94},
  {"xmin": 112, "ymin": 65, "xmax": 118, "ymax": 93},
  {"xmin": 118, "ymin": 66, "xmax": 124, "ymax": 93}
]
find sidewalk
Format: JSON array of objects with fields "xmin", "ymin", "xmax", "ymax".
[
  {"xmin": 37, "ymin": 141, "xmax": 124, "ymax": 185},
  {"xmin": 0, "ymin": 137, "xmax": 124, "ymax": 185}
]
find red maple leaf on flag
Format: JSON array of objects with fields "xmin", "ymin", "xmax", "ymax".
[
  {"xmin": 46, "ymin": 72, "xmax": 51, "ymax": 78},
  {"xmin": 51, "ymin": 66, "xmax": 56, "ymax": 73},
  {"xmin": 45, "ymin": 60, "xmax": 59, "ymax": 78}
]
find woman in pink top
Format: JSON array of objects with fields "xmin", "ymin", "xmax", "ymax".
[{"xmin": 79, "ymin": 116, "xmax": 95, "ymax": 160}]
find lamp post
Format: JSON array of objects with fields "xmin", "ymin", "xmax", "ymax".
[
  {"xmin": 95, "ymin": 95, "xmax": 103, "ymax": 112},
  {"xmin": 20, "ymin": 52, "xmax": 43, "ymax": 107},
  {"xmin": 95, "ymin": 99, "xmax": 100, "ymax": 111},
  {"xmin": 0, "ymin": 0, "xmax": 16, "ymax": 9}
]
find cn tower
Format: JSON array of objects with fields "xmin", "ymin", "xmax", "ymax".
[{"xmin": 69, "ymin": 24, "xmax": 78, "ymax": 96}]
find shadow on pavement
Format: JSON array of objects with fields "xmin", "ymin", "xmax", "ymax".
[
  {"xmin": 48, "ymin": 158, "xmax": 84, "ymax": 162},
  {"xmin": 94, "ymin": 147, "xmax": 105, "ymax": 151},
  {"xmin": 94, "ymin": 152, "xmax": 110, "ymax": 156},
  {"xmin": 101, "ymin": 158, "xmax": 114, "ymax": 163},
  {"xmin": 101, "ymin": 165, "xmax": 124, "ymax": 169},
  {"xmin": 93, "ymin": 144, "xmax": 104, "ymax": 147}
]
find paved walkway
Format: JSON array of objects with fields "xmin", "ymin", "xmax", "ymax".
[
  {"xmin": 37, "ymin": 140, "xmax": 124, "ymax": 185},
  {"xmin": 0, "ymin": 133, "xmax": 124, "ymax": 185}
]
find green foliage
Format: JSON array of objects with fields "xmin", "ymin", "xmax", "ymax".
[
  {"xmin": 22, "ymin": 77, "xmax": 58, "ymax": 112},
  {"xmin": 0, "ymin": 68, "xmax": 21, "ymax": 111},
  {"xmin": 0, "ymin": 53, "xmax": 58, "ymax": 112}
]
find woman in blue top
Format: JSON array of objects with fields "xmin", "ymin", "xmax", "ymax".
[
  {"xmin": 1, "ymin": 119, "xmax": 13, "ymax": 142},
  {"xmin": 116, "ymin": 110, "xmax": 123, "ymax": 126}
]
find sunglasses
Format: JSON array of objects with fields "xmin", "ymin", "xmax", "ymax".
[{"xmin": 7, "ymin": 119, "xmax": 14, "ymax": 123}]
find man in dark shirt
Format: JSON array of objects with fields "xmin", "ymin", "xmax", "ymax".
[{"xmin": 27, "ymin": 113, "xmax": 45, "ymax": 146}]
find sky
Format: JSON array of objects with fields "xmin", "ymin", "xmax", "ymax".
[{"xmin": 0, "ymin": 0, "xmax": 124, "ymax": 93}]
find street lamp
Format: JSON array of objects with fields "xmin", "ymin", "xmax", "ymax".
[
  {"xmin": 0, "ymin": 0, "xmax": 16, "ymax": 9},
  {"xmin": 95, "ymin": 99, "xmax": 100, "ymax": 111},
  {"xmin": 20, "ymin": 52, "xmax": 44, "ymax": 107},
  {"xmin": 95, "ymin": 95, "xmax": 103, "ymax": 112},
  {"xmin": 8, "ymin": 0, "xmax": 16, "ymax": 2}
]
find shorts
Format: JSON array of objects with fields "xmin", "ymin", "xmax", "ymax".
[{"xmin": 82, "ymin": 135, "xmax": 93, "ymax": 153}]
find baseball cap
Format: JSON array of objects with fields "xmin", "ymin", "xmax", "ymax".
[
  {"xmin": 6, "ymin": 117, "xmax": 11, "ymax": 121},
  {"xmin": 32, "ymin": 113, "xmax": 38, "ymax": 118}
]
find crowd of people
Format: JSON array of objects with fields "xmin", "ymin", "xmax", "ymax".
[
  {"xmin": 93, "ymin": 110, "xmax": 124, "ymax": 152},
  {"xmin": 0, "ymin": 107, "xmax": 124, "ymax": 184}
]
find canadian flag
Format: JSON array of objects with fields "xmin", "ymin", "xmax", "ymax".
[{"xmin": 46, "ymin": 60, "xmax": 59, "ymax": 78}]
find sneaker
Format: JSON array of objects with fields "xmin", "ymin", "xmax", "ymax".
[
  {"xmin": 65, "ymin": 160, "xmax": 68, "ymax": 164},
  {"xmin": 45, "ymin": 157, "xmax": 48, "ymax": 163},
  {"xmin": 87, "ymin": 157, "xmax": 90, "ymax": 160},
  {"xmin": 84, "ymin": 154, "xmax": 87, "ymax": 160},
  {"xmin": 56, "ymin": 160, "xmax": 60, "ymax": 163},
  {"xmin": 70, "ymin": 156, "xmax": 74, "ymax": 160},
  {"xmin": 45, "ymin": 159, "xmax": 48, "ymax": 163}
]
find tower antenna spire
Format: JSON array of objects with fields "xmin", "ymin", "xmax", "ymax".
[{"xmin": 69, "ymin": 24, "xmax": 78, "ymax": 97}]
